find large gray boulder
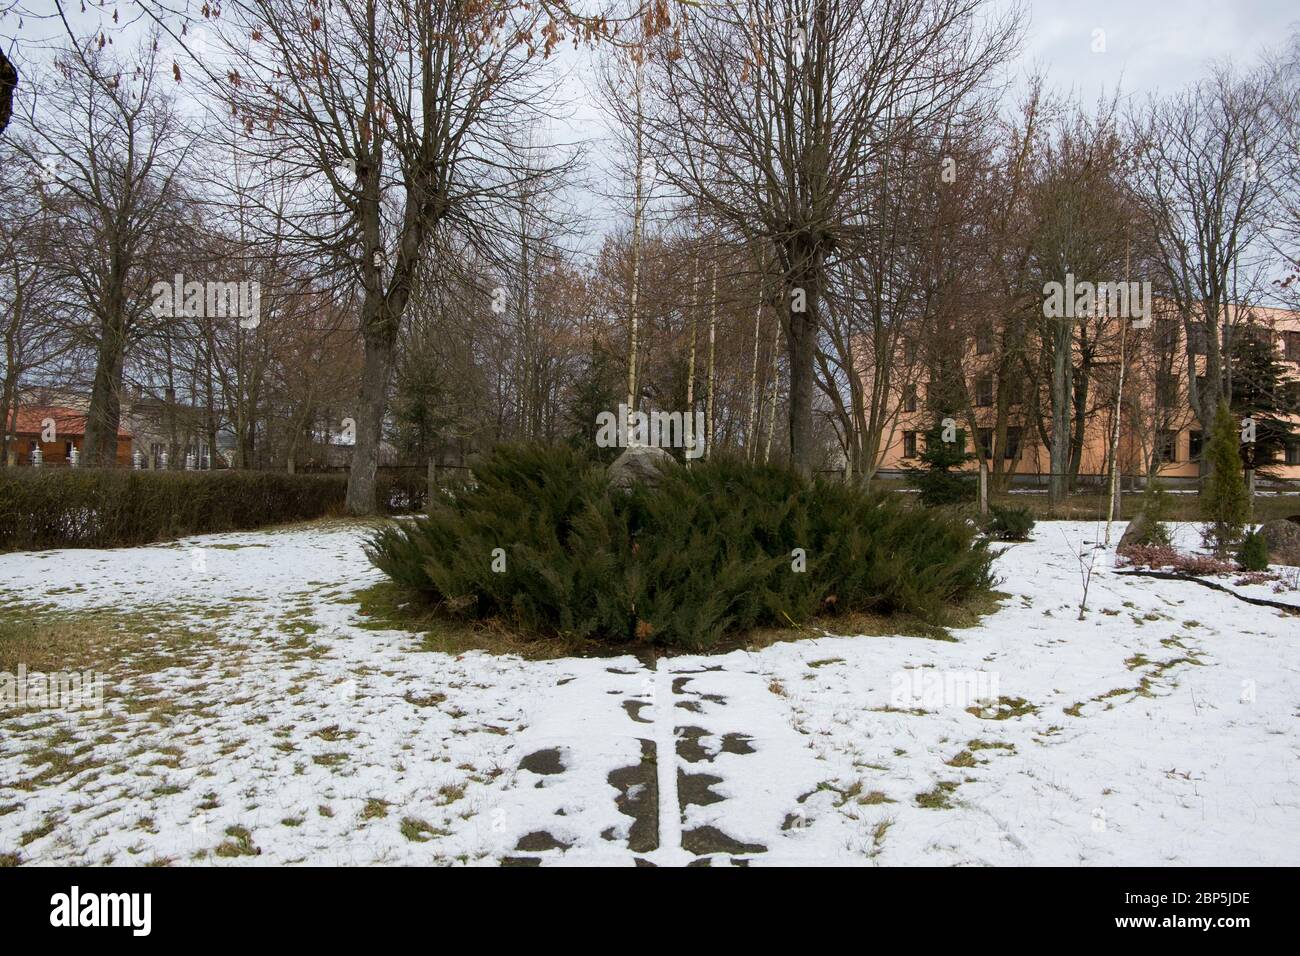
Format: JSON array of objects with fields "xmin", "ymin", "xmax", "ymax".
[
  {"xmin": 1118, "ymin": 512, "xmax": 1152, "ymax": 551},
  {"xmin": 607, "ymin": 444, "xmax": 677, "ymax": 491},
  {"xmin": 1260, "ymin": 516, "xmax": 1300, "ymax": 566}
]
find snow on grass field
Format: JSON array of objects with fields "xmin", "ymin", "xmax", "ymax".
[{"xmin": 0, "ymin": 520, "xmax": 1296, "ymax": 866}]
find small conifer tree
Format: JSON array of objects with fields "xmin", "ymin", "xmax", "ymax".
[
  {"xmin": 909, "ymin": 419, "xmax": 976, "ymax": 507},
  {"xmin": 1200, "ymin": 401, "xmax": 1250, "ymax": 553}
]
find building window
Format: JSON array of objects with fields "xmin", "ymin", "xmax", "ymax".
[
  {"xmin": 975, "ymin": 325, "xmax": 993, "ymax": 355},
  {"xmin": 1240, "ymin": 324, "xmax": 1271, "ymax": 348},
  {"xmin": 1284, "ymin": 331, "xmax": 1300, "ymax": 363},
  {"xmin": 975, "ymin": 375, "xmax": 994, "ymax": 408},
  {"xmin": 903, "ymin": 384, "xmax": 918, "ymax": 413},
  {"xmin": 1188, "ymin": 430, "xmax": 1203, "ymax": 462},
  {"xmin": 1188, "ymin": 323, "xmax": 1210, "ymax": 355},
  {"xmin": 903, "ymin": 338, "xmax": 918, "ymax": 364},
  {"xmin": 1287, "ymin": 440, "xmax": 1300, "ymax": 466},
  {"xmin": 1156, "ymin": 317, "xmax": 1179, "ymax": 351},
  {"xmin": 975, "ymin": 427, "xmax": 1022, "ymax": 460},
  {"xmin": 1156, "ymin": 372, "xmax": 1178, "ymax": 409},
  {"xmin": 1005, "ymin": 426, "xmax": 1022, "ymax": 460},
  {"xmin": 1157, "ymin": 430, "xmax": 1179, "ymax": 463},
  {"xmin": 1004, "ymin": 377, "xmax": 1023, "ymax": 406},
  {"xmin": 903, "ymin": 431, "xmax": 918, "ymax": 459}
]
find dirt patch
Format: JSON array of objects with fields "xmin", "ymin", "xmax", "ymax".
[
  {"xmin": 518, "ymin": 748, "xmax": 565, "ymax": 776},
  {"xmin": 606, "ymin": 738, "xmax": 658, "ymax": 854}
]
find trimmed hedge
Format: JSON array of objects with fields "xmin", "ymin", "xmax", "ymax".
[
  {"xmin": 2, "ymin": 469, "xmax": 354, "ymax": 550},
  {"xmin": 366, "ymin": 444, "xmax": 996, "ymax": 650}
]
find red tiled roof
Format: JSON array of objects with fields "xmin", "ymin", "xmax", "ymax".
[{"xmin": 12, "ymin": 406, "xmax": 132, "ymax": 439}]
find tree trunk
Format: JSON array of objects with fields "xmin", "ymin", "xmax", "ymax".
[
  {"xmin": 345, "ymin": 322, "xmax": 395, "ymax": 515},
  {"xmin": 1105, "ymin": 321, "xmax": 1127, "ymax": 541},
  {"xmin": 705, "ymin": 256, "xmax": 718, "ymax": 458},
  {"xmin": 427, "ymin": 454, "xmax": 438, "ymax": 514},
  {"xmin": 626, "ymin": 83, "xmax": 645, "ymax": 432},
  {"xmin": 685, "ymin": 251, "xmax": 699, "ymax": 463},
  {"xmin": 784, "ymin": 269, "xmax": 821, "ymax": 477},
  {"xmin": 764, "ymin": 322, "xmax": 781, "ymax": 464},
  {"xmin": 82, "ymin": 312, "xmax": 127, "ymax": 467},
  {"xmin": 747, "ymin": 294, "xmax": 763, "ymax": 461},
  {"xmin": 1048, "ymin": 317, "xmax": 1071, "ymax": 505}
]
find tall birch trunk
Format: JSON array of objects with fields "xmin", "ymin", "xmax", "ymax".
[
  {"xmin": 705, "ymin": 253, "xmax": 718, "ymax": 459},
  {"xmin": 685, "ymin": 248, "xmax": 700, "ymax": 463},
  {"xmin": 747, "ymin": 293, "xmax": 763, "ymax": 462},
  {"xmin": 625, "ymin": 79, "xmax": 645, "ymax": 435}
]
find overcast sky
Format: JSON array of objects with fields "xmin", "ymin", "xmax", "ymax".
[
  {"xmin": 4, "ymin": 0, "xmax": 1295, "ymax": 251},
  {"xmin": 1010, "ymin": 0, "xmax": 1295, "ymax": 101}
]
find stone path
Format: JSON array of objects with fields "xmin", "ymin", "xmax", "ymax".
[{"xmin": 500, "ymin": 653, "xmax": 830, "ymax": 866}]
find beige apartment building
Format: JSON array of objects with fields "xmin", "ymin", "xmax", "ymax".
[{"xmin": 876, "ymin": 303, "xmax": 1300, "ymax": 485}]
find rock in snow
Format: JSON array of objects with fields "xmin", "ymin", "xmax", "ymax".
[
  {"xmin": 1259, "ymin": 516, "xmax": 1300, "ymax": 566},
  {"xmin": 606, "ymin": 444, "xmax": 677, "ymax": 491}
]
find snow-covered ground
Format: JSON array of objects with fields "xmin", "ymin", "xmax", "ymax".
[{"xmin": 0, "ymin": 520, "xmax": 1296, "ymax": 866}]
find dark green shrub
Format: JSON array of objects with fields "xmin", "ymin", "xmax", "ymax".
[
  {"xmin": 0, "ymin": 468, "xmax": 355, "ymax": 550},
  {"xmin": 366, "ymin": 444, "xmax": 995, "ymax": 651},
  {"xmin": 1236, "ymin": 528, "xmax": 1270, "ymax": 571},
  {"xmin": 984, "ymin": 505, "xmax": 1035, "ymax": 541}
]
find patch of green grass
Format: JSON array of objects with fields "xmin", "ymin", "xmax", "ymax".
[
  {"xmin": 966, "ymin": 696, "xmax": 1038, "ymax": 720},
  {"xmin": 347, "ymin": 583, "xmax": 581, "ymax": 660},
  {"xmin": 967, "ymin": 739, "xmax": 1015, "ymax": 752},
  {"xmin": 361, "ymin": 799, "xmax": 389, "ymax": 820},
  {"xmin": 214, "ymin": 825, "xmax": 258, "ymax": 858},
  {"xmin": 868, "ymin": 819, "xmax": 893, "ymax": 857},
  {"xmin": 403, "ymin": 691, "xmax": 446, "ymax": 708},
  {"xmin": 400, "ymin": 817, "xmax": 447, "ymax": 842},
  {"xmin": 19, "ymin": 815, "xmax": 58, "ymax": 846},
  {"xmin": 0, "ymin": 602, "xmax": 220, "ymax": 678},
  {"xmin": 436, "ymin": 783, "xmax": 466, "ymax": 806},
  {"xmin": 311, "ymin": 725, "xmax": 357, "ymax": 742},
  {"xmin": 916, "ymin": 781, "xmax": 960, "ymax": 809},
  {"xmin": 351, "ymin": 580, "xmax": 1006, "ymax": 657}
]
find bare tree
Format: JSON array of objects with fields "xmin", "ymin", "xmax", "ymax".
[
  {"xmin": 1133, "ymin": 65, "xmax": 1284, "ymax": 448},
  {"xmin": 0, "ymin": 165, "xmax": 73, "ymax": 463},
  {"xmin": 1029, "ymin": 98, "xmax": 1132, "ymax": 503},
  {"xmin": 644, "ymin": 0, "xmax": 1020, "ymax": 474},
  {"xmin": 12, "ymin": 37, "xmax": 195, "ymax": 465},
  {"xmin": 212, "ymin": 0, "xmax": 573, "ymax": 512}
]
